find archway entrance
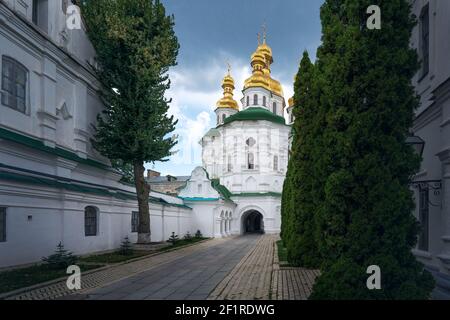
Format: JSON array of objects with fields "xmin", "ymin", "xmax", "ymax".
[{"xmin": 242, "ymin": 210, "xmax": 264, "ymax": 234}]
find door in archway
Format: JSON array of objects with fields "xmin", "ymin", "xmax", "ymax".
[{"xmin": 243, "ymin": 210, "xmax": 264, "ymax": 234}]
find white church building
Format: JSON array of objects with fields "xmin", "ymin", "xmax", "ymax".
[
  {"xmin": 178, "ymin": 38, "xmax": 291, "ymax": 238},
  {"xmin": 0, "ymin": 0, "xmax": 291, "ymax": 268}
]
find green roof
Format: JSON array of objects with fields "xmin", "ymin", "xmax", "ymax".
[
  {"xmin": 220, "ymin": 107, "xmax": 287, "ymax": 127},
  {"xmin": 0, "ymin": 165, "xmax": 191, "ymax": 209},
  {"xmin": 231, "ymin": 192, "xmax": 282, "ymax": 198},
  {"xmin": 0, "ymin": 127, "xmax": 110, "ymax": 170},
  {"xmin": 211, "ymin": 179, "xmax": 232, "ymax": 200}
]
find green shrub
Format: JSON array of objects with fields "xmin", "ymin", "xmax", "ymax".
[
  {"xmin": 168, "ymin": 232, "xmax": 179, "ymax": 245},
  {"xmin": 42, "ymin": 242, "xmax": 77, "ymax": 270},
  {"xmin": 184, "ymin": 232, "xmax": 192, "ymax": 241},
  {"xmin": 119, "ymin": 236, "xmax": 133, "ymax": 256},
  {"xmin": 195, "ymin": 230, "xmax": 203, "ymax": 239}
]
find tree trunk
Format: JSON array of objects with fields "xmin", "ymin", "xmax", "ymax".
[{"xmin": 133, "ymin": 160, "xmax": 151, "ymax": 244}]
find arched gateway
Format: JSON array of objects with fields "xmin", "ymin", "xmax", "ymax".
[{"xmin": 241, "ymin": 210, "xmax": 264, "ymax": 234}]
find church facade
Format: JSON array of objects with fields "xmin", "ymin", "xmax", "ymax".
[
  {"xmin": 178, "ymin": 38, "xmax": 292, "ymax": 238},
  {"xmin": 0, "ymin": 0, "xmax": 291, "ymax": 269}
]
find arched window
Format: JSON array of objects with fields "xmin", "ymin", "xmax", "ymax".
[
  {"xmin": 253, "ymin": 94, "xmax": 258, "ymax": 105},
  {"xmin": 263, "ymin": 96, "xmax": 267, "ymax": 107},
  {"xmin": 273, "ymin": 102, "xmax": 277, "ymax": 114},
  {"xmin": 248, "ymin": 153, "xmax": 255, "ymax": 170},
  {"xmin": 227, "ymin": 155, "xmax": 232, "ymax": 172},
  {"xmin": 2, "ymin": 57, "xmax": 28, "ymax": 114},
  {"xmin": 246, "ymin": 96, "xmax": 250, "ymax": 106},
  {"xmin": 222, "ymin": 114, "xmax": 226, "ymax": 123},
  {"xmin": 217, "ymin": 115, "xmax": 220, "ymax": 124},
  {"xmin": 84, "ymin": 206, "xmax": 98, "ymax": 236},
  {"xmin": 273, "ymin": 155, "xmax": 279, "ymax": 171},
  {"xmin": 198, "ymin": 184, "xmax": 203, "ymax": 194}
]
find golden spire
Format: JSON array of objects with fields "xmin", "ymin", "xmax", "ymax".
[
  {"xmin": 216, "ymin": 63, "xmax": 239, "ymax": 110},
  {"xmin": 262, "ymin": 21, "xmax": 267, "ymax": 43},
  {"xmin": 244, "ymin": 27, "xmax": 283, "ymax": 98}
]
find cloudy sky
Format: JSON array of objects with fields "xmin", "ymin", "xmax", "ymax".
[{"xmin": 148, "ymin": 0, "xmax": 324, "ymax": 176}]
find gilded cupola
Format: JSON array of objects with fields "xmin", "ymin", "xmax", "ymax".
[
  {"xmin": 288, "ymin": 97, "xmax": 294, "ymax": 108},
  {"xmin": 244, "ymin": 32, "xmax": 284, "ymax": 98},
  {"xmin": 216, "ymin": 66, "xmax": 239, "ymax": 110}
]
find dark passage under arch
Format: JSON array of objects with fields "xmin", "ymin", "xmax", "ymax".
[{"xmin": 242, "ymin": 210, "xmax": 264, "ymax": 234}]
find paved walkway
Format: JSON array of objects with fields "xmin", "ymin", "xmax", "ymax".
[
  {"xmin": 6, "ymin": 234, "xmax": 319, "ymax": 300},
  {"xmin": 7, "ymin": 238, "xmax": 233, "ymax": 300},
  {"xmin": 209, "ymin": 234, "xmax": 319, "ymax": 300},
  {"xmin": 83, "ymin": 235, "xmax": 260, "ymax": 300},
  {"xmin": 208, "ymin": 234, "xmax": 275, "ymax": 300}
]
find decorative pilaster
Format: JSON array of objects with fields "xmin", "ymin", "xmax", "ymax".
[{"xmin": 37, "ymin": 57, "xmax": 57, "ymax": 147}]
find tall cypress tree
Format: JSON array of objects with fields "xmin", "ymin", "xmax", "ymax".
[
  {"xmin": 81, "ymin": 0, "xmax": 179, "ymax": 244},
  {"xmin": 282, "ymin": 51, "xmax": 321, "ymax": 268},
  {"xmin": 310, "ymin": 0, "xmax": 434, "ymax": 299}
]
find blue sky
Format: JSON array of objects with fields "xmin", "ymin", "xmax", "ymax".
[{"xmin": 148, "ymin": 0, "xmax": 324, "ymax": 176}]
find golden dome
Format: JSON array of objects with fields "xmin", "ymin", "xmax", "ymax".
[
  {"xmin": 244, "ymin": 33, "xmax": 284, "ymax": 98},
  {"xmin": 216, "ymin": 70, "xmax": 239, "ymax": 110},
  {"xmin": 256, "ymin": 42, "xmax": 273, "ymax": 65},
  {"xmin": 288, "ymin": 97, "xmax": 294, "ymax": 107}
]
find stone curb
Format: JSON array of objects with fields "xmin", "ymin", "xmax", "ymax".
[{"xmin": 0, "ymin": 238, "xmax": 212, "ymax": 300}]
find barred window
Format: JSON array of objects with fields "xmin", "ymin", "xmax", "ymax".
[
  {"xmin": 0, "ymin": 208, "xmax": 6, "ymax": 242},
  {"xmin": 84, "ymin": 206, "xmax": 98, "ymax": 237},
  {"xmin": 418, "ymin": 187, "xmax": 429, "ymax": 251},
  {"xmin": 1, "ymin": 57, "xmax": 27, "ymax": 113},
  {"xmin": 131, "ymin": 211, "xmax": 139, "ymax": 233},
  {"xmin": 227, "ymin": 155, "xmax": 232, "ymax": 172},
  {"xmin": 273, "ymin": 156, "xmax": 278, "ymax": 171}
]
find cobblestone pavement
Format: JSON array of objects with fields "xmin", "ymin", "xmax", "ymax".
[
  {"xmin": 272, "ymin": 268, "xmax": 320, "ymax": 300},
  {"xmin": 6, "ymin": 238, "xmax": 233, "ymax": 300},
  {"xmin": 6, "ymin": 234, "xmax": 319, "ymax": 300},
  {"xmin": 209, "ymin": 234, "xmax": 320, "ymax": 300},
  {"xmin": 208, "ymin": 234, "xmax": 276, "ymax": 300},
  {"xmin": 81, "ymin": 235, "xmax": 260, "ymax": 300}
]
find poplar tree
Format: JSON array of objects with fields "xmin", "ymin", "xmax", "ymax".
[
  {"xmin": 309, "ymin": 0, "xmax": 434, "ymax": 299},
  {"xmin": 282, "ymin": 51, "xmax": 321, "ymax": 268},
  {"xmin": 81, "ymin": 0, "xmax": 179, "ymax": 243}
]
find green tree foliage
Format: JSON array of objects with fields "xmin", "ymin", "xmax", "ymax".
[
  {"xmin": 119, "ymin": 236, "xmax": 134, "ymax": 256},
  {"xmin": 308, "ymin": 0, "xmax": 434, "ymax": 299},
  {"xmin": 42, "ymin": 242, "xmax": 77, "ymax": 270},
  {"xmin": 80, "ymin": 0, "xmax": 179, "ymax": 244},
  {"xmin": 282, "ymin": 51, "xmax": 322, "ymax": 268},
  {"xmin": 111, "ymin": 159, "xmax": 135, "ymax": 184}
]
